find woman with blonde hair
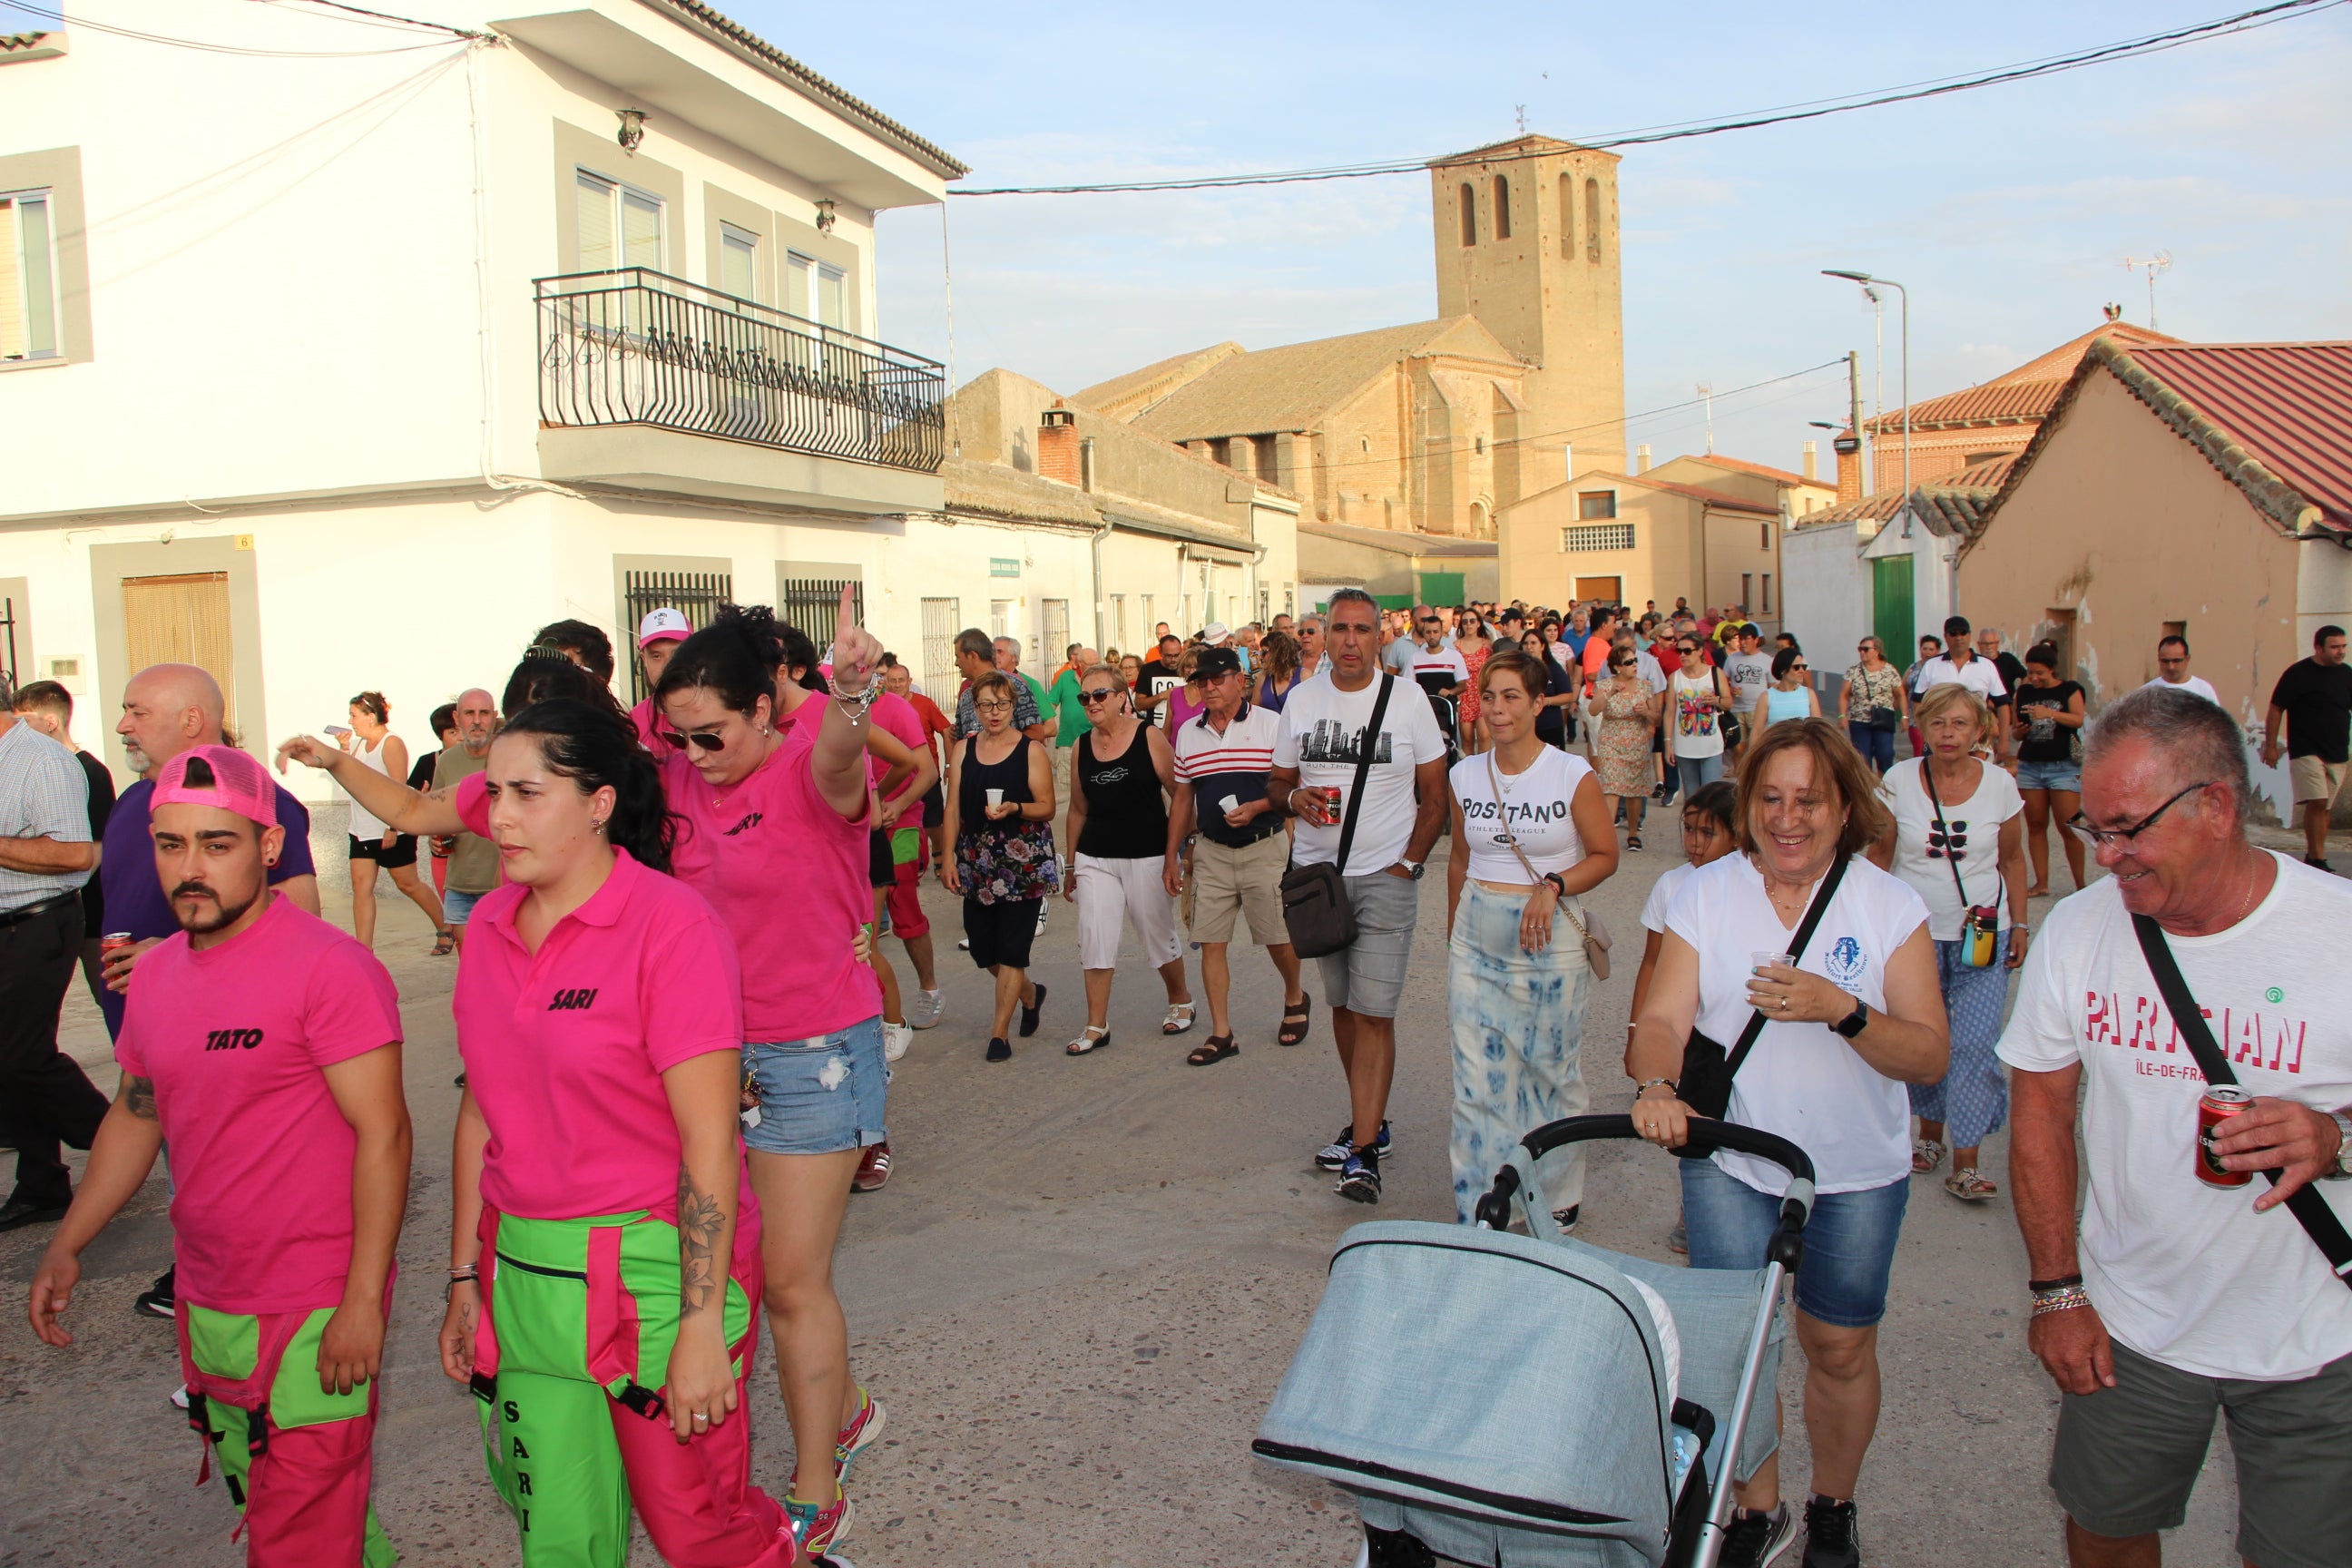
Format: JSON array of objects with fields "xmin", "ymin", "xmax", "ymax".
[
  {"xmin": 942, "ymin": 670, "xmax": 1059, "ymax": 1062},
  {"xmin": 1839, "ymin": 636, "xmax": 1906, "ymax": 777}
]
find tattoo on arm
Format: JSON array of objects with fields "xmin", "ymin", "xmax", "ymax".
[
  {"xmin": 675, "ymin": 1162, "xmax": 725, "ymax": 1320},
  {"xmin": 122, "ymin": 1074, "xmax": 158, "ymax": 1121}
]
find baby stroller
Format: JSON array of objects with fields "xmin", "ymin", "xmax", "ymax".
[
  {"xmin": 1420, "ymin": 682, "xmax": 1465, "ymax": 764},
  {"xmin": 1255, "ymin": 1114, "xmax": 1814, "ymax": 1568}
]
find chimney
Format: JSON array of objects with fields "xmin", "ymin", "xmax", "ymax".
[
  {"xmin": 1833, "ymin": 431, "xmax": 1862, "ymax": 504},
  {"xmin": 1802, "ymin": 440, "xmax": 1818, "ymax": 482},
  {"xmin": 1635, "ymin": 444, "xmax": 1651, "ymax": 474},
  {"xmin": 1037, "ymin": 406, "xmax": 1080, "ymax": 486},
  {"xmin": 1078, "ymin": 436, "xmax": 1096, "ymax": 493}
]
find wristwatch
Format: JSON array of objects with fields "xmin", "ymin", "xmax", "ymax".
[
  {"xmin": 2327, "ymin": 1111, "xmax": 2352, "ymax": 1181},
  {"xmin": 1398, "ymin": 859, "xmax": 1425, "ymax": 880},
  {"xmin": 1833, "ymin": 999, "xmax": 1869, "ymax": 1039}
]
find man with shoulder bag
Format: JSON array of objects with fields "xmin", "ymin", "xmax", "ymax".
[
  {"xmin": 1269, "ymin": 589, "xmax": 1449, "ymax": 1204},
  {"xmin": 2001, "ymin": 686, "xmax": 2352, "ymax": 1568}
]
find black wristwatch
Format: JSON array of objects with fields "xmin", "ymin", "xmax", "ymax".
[
  {"xmin": 1833, "ymin": 999, "xmax": 1869, "ymax": 1039},
  {"xmin": 1397, "ymin": 859, "xmax": 1425, "ymax": 880}
]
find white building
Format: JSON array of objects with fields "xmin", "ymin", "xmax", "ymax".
[{"xmin": 0, "ymin": 2, "xmax": 1212, "ymax": 788}]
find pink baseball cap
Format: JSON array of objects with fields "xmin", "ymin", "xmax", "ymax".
[
  {"xmin": 638, "ymin": 607, "xmax": 692, "ymax": 647},
  {"xmin": 151, "ymin": 744, "xmax": 276, "ymax": 829}
]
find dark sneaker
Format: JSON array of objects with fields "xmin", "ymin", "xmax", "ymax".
[
  {"xmin": 134, "ymin": 1267, "xmax": 176, "ymax": 1319},
  {"xmin": 1336, "ymin": 1152, "xmax": 1382, "ymax": 1204},
  {"xmin": 985, "ymin": 1036, "xmax": 1011, "ymax": 1063},
  {"xmin": 1720, "ymin": 1504, "xmax": 1796, "ymax": 1568},
  {"xmin": 2306, "ymin": 855, "xmax": 2333, "ymax": 872},
  {"xmin": 1315, "ymin": 1119, "xmax": 1394, "ymax": 1171},
  {"xmin": 1801, "ymin": 1496, "xmax": 1860, "ymax": 1568},
  {"xmin": 1018, "ymin": 983, "xmax": 1047, "ymax": 1038},
  {"xmin": 0, "ymin": 1194, "xmax": 69, "ymax": 1233},
  {"xmin": 1550, "ymin": 1205, "xmax": 1580, "ymax": 1232}
]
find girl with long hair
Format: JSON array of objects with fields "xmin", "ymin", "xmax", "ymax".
[{"xmin": 338, "ymin": 691, "xmax": 451, "ymax": 954}]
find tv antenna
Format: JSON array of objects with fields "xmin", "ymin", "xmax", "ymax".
[{"xmin": 2122, "ymin": 252, "xmax": 2172, "ymax": 330}]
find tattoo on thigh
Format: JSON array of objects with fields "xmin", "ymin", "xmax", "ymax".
[
  {"xmin": 122, "ymin": 1074, "xmax": 158, "ymax": 1120},
  {"xmin": 676, "ymin": 1163, "xmax": 726, "ymax": 1319}
]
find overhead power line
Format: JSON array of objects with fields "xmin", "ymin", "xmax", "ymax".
[
  {"xmin": 0, "ymin": 0, "xmax": 476, "ymax": 54},
  {"xmin": 951, "ymin": 0, "xmax": 2343, "ymax": 196},
  {"xmin": 262, "ymin": 0, "xmax": 488, "ymax": 39}
]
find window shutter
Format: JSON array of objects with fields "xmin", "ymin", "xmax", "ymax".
[
  {"xmin": 575, "ymin": 172, "xmax": 615, "ymax": 272},
  {"xmin": 0, "ymin": 196, "xmax": 23, "ymax": 359},
  {"xmin": 622, "ymin": 190, "xmax": 662, "ymax": 269}
]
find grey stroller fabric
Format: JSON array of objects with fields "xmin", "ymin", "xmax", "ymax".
[{"xmin": 1257, "ymin": 1220, "xmax": 1784, "ymax": 1568}]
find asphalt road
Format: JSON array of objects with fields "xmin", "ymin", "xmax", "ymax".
[{"xmin": 2, "ymin": 814, "xmax": 2253, "ymax": 1567}]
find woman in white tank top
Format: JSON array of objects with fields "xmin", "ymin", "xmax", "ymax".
[
  {"xmin": 1443, "ymin": 650, "xmax": 1621, "ymax": 1230},
  {"xmin": 340, "ymin": 691, "xmax": 451, "ymax": 955}
]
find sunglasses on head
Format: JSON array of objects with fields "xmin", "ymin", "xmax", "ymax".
[{"xmin": 658, "ymin": 727, "xmax": 728, "ymax": 753}]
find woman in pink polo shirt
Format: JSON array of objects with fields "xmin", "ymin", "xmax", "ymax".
[
  {"xmin": 435, "ymin": 698, "xmax": 793, "ymax": 1568},
  {"xmin": 649, "ymin": 595, "xmax": 889, "ymax": 1558}
]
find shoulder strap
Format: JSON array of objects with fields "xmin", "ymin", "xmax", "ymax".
[
  {"xmin": 1332, "ymin": 675, "xmax": 1394, "ymax": 877},
  {"xmin": 1485, "ymin": 750, "xmax": 1545, "ymax": 886},
  {"xmin": 1724, "ymin": 855, "xmax": 1852, "ymax": 1084},
  {"xmin": 2132, "ymin": 910, "xmax": 2352, "ymax": 1286},
  {"xmin": 1919, "ymin": 762, "xmax": 1979, "ymax": 911}
]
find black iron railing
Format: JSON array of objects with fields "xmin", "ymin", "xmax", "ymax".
[{"xmin": 534, "ymin": 269, "xmax": 945, "ymax": 475}]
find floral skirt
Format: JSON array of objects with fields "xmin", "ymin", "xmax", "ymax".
[{"xmin": 957, "ymin": 819, "xmax": 1059, "ymax": 904}]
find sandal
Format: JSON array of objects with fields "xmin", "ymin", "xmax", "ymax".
[
  {"xmin": 1625, "ymin": 833, "xmax": 1643, "ymax": 851},
  {"xmin": 1161, "ymin": 1002, "xmax": 1197, "ymax": 1035},
  {"xmin": 1912, "ymin": 1138, "xmax": 1947, "ymax": 1175},
  {"xmin": 1066, "ymin": 1025, "xmax": 1112, "ymax": 1056},
  {"xmin": 1187, "ymin": 1034, "xmax": 1238, "ymax": 1066},
  {"xmin": 1278, "ymin": 994, "xmax": 1313, "ymax": 1047},
  {"xmin": 431, "ymin": 927, "xmax": 456, "ymax": 956},
  {"xmin": 1945, "ymin": 1167, "xmax": 1999, "ymax": 1203}
]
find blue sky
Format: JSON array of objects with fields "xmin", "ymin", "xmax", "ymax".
[{"xmin": 741, "ymin": 0, "xmax": 2351, "ymax": 477}]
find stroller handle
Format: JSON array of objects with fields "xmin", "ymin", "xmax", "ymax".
[{"xmin": 1517, "ymin": 1113, "xmax": 1815, "ymax": 1183}]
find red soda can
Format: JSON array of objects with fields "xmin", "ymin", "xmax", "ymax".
[
  {"xmin": 2197, "ymin": 1086, "xmax": 2254, "ymax": 1188},
  {"xmin": 101, "ymin": 932, "xmax": 134, "ymax": 956},
  {"xmin": 1323, "ymin": 786, "xmax": 1343, "ymax": 827}
]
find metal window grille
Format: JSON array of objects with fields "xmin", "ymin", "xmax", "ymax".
[
  {"xmin": 622, "ymin": 570, "xmax": 731, "ymax": 702},
  {"xmin": 920, "ymin": 597, "xmax": 960, "ymax": 697},
  {"xmin": 779, "ymin": 578, "xmax": 865, "ymax": 654},
  {"xmin": 1109, "ymin": 593, "xmax": 1127, "ymax": 652},
  {"xmin": 0, "ymin": 595, "xmax": 16, "ymax": 691},
  {"xmin": 1041, "ymin": 599, "xmax": 1071, "ymax": 669},
  {"xmin": 1561, "ymin": 524, "xmax": 1636, "ymax": 553}
]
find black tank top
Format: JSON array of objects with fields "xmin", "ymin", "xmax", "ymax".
[
  {"xmin": 958, "ymin": 733, "xmax": 1034, "ymax": 828},
  {"xmin": 1076, "ymin": 722, "xmax": 1168, "ymax": 858}
]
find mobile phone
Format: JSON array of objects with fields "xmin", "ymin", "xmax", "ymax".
[{"xmin": 324, "ymin": 724, "xmax": 352, "ymax": 738}]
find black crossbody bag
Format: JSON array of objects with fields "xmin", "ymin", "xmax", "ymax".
[
  {"xmin": 1678, "ymin": 856, "xmax": 1849, "ymax": 1122},
  {"xmin": 1280, "ymin": 675, "xmax": 1395, "ymax": 961},
  {"xmin": 2132, "ymin": 914, "xmax": 2352, "ymax": 1290}
]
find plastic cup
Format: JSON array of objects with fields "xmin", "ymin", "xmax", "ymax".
[
  {"xmin": 1220, "ymin": 794, "xmax": 1240, "ymax": 816},
  {"xmin": 1751, "ymin": 950, "xmax": 1796, "ymax": 975},
  {"xmin": 985, "ymin": 788, "xmax": 1005, "ymax": 810}
]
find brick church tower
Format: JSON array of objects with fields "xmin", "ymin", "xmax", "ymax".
[{"xmin": 1428, "ymin": 137, "xmax": 1626, "ymax": 499}]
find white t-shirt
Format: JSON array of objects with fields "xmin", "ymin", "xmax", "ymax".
[
  {"xmin": 1276, "ymin": 671, "xmax": 1447, "ymax": 877},
  {"xmin": 1666, "ymin": 854, "xmax": 1930, "ymax": 1194},
  {"xmin": 1636, "ymin": 649, "xmax": 1670, "ymax": 696},
  {"xmin": 2143, "ymin": 674, "xmax": 2220, "ymax": 705},
  {"xmin": 1995, "ymin": 855, "xmax": 2352, "ymax": 1381},
  {"xmin": 1667, "ymin": 670, "xmax": 1727, "ymax": 759},
  {"xmin": 1450, "ymin": 747, "xmax": 1596, "ymax": 882},
  {"xmin": 1917, "ymin": 654, "xmax": 2006, "ymax": 701},
  {"xmin": 1721, "ymin": 651, "xmax": 1772, "ymax": 717},
  {"xmin": 1380, "ymin": 638, "xmax": 1416, "ymax": 674},
  {"xmin": 1877, "ymin": 758, "xmax": 2024, "ymax": 939},
  {"xmin": 1642, "ymin": 860, "xmax": 1700, "ymax": 936},
  {"xmin": 1409, "ymin": 644, "xmax": 1471, "ymax": 689}
]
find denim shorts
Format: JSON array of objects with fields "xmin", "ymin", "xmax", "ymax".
[
  {"xmin": 1681, "ymin": 1158, "xmax": 1908, "ymax": 1328},
  {"xmin": 740, "ymin": 1015, "xmax": 887, "ymax": 1156},
  {"xmin": 2014, "ymin": 758, "xmax": 2082, "ymax": 794},
  {"xmin": 442, "ymin": 887, "xmax": 487, "ymax": 925}
]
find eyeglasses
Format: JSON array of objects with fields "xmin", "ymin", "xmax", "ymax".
[
  {"xmin": 657, "ymin": 728, "xmax": 728, "ymax": 753},
  {"xmin": 2070, "ymin": 780, "xmax": 2214, "ymax": 850},
  {"xmin": 974, "ymin": 699, "xmax": 1014, "ymax": 712},
  {"xmin": 1078, "ymin": 688, "xmax": 1118, "ymax": 704}
]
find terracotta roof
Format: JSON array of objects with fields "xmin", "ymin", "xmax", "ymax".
[
  {"xmin": 1669, "ymin": 453, "xmax": 1837, "ymax": 490},
  {"xmin": 941, "ymin": 458, "xmax": 1266, "ymax": 553},
  {"xmin": 1072, "ymin": 342, "xmax": 1246, "ymax": 422},
  {"xmin": 642, "ymin": 1, "xmax": 966, "ymax": 179},
  {"xmin": 1793, "ymin": 455, "xmax": 2017, "ymax": 537},
  {"xmin": 1613, "ymin": 473, "xmax": 1779, "ymax": 515},
  {"xmin": 1977, "ymin": 338, "xmax": 2352, "ymax": 543},
  {"xmin": 2, "ymin": 30, "xmax": 56, "ymax": 52},
  {"xmin": 1865, "ymin": 320, "xmax": 2184, "ymax": 435},
  {"xmin": 1125, "ymin": 318, "xmax": 1521, "ymax": 444}
]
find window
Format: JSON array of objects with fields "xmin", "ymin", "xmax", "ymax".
[
  {"xmin": 1558, "ymin": 172, "xmax": 1573, "ymax": 260},
  {"xmin": 920, "ymin": 597, "xmax": 960, "ymax": 696},
  {"xmin": 1140, "ymin": 593, "xmax": 1154, "ymax": 635},
  {"xmin": 989, "ymin": 599, "xmax": 1012, "ymax": 640},
  {"xmin": 1459, "ymin": 181, "xmax": 1475, "ymax": 246},
  {"xmin": 620, "ymin": 567, "xmax": 731, "ymax": 702},
  {"xmin": 1561, "ymin": 524, "xmax": 1635, "ymax": 552},
  {"xmin": 1761, "ymin": 573, "xmax": 1773, "ymax": 613},
  {"xmin": 1110, "ymin": 593, "xmax": 1127, "ymax": 651},
  {"xmin": 1, "ymin": 189, "xmax": 59, "ymax": 361},
  {"xmin": 1253, "ymin": 433, "xmax": 1279, "ymax": 481},
  {"xmin": 1741, "ymin": 573, "xmax": 1752, "ymax": 608},
  {"xmin": 1760, "ymin": 523, "xmax": 1770, "ymax": 550},
  {"xmin": 1584, "ymin": 177, "xmax": 1602, "ymax": 262},
  {"xmin": 787, "ymin": 251, "xmax": 846, "ymax": 328},
  {"xmin": 719, "ymin": 222, "xmax": 759, "ymax": 301},
  {"xmin": 1493, "ymin": 175, "xmax": 1511, "ymax": 240},
  {"xmin": 1576, "ymin": 491, "xmax": 1617, "ymax": 521},
  {"xmin": 1042, "ymin": 599, "xmax": 1070, "ymax": 669},
  {"xmin": 575, "ymin": 170, "xmax": 662, "ymax": 272}
]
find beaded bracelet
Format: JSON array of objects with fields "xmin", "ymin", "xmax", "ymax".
[{"xmin": 2031, "ymin": 1284, "xmax": 2091, "ymax": 1317}]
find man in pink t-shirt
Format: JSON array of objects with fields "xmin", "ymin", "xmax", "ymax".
[
  {"xmin": 28, "ymin": 745, "xmax": 410, "ymax": 1568},
  {"xmin": 627, "ymin": 607, "xmax": 692, "ymax": 760}
]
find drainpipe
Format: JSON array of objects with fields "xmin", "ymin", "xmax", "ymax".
[{"xmin": 1089, "ymin": 517, "xmax": 1113, "ymax": 650}]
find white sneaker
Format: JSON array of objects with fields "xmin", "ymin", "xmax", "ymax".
[
  {"xmin": 906, "ymin": 987, "xmax": 945, "ymax": 1030},
  {"xmin": 170, "ymin": 1384, "xmax": 191, "ymax": 1410},
  {"xmin": 1034, "ymin": 904, "xmax": 1048, "ymax": 936},
  {"xmin": 882, "ymin": 1022, "xmax": 913, "ymax": 1063}
]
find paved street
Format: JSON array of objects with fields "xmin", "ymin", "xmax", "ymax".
[{"xmin": 1, "ymin": 820, "xmax": 2263, "ymax": 1568}]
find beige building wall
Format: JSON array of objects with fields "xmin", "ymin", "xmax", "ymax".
[
  {"xmin": 1498, "ymin": 474, "xmax": 1783, "ymax": 618},
  {"xmin": 1955, "ymin": 369, "xmax": 2298, "ymax": 729}
]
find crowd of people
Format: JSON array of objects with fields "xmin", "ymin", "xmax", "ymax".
[{"xmin": 3, "ymin": 582, "xmax": 2350, "ymax": 1568}]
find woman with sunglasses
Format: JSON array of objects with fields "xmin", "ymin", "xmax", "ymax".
[
  {"xmin": 1661, "ymin": 635, "xmax": 1731, "ymax": 798},
  {"xmin": 1869, "ymin": 682, "xmax": 2029, "ymax": 1203},
  {"xmin": 941, "ymin": 670, "xmax": 1058, "ymax": 1062},
  {"xmin": 1752, "ymin": 645, "xmax": 1821, "ymax": 733},
  {"xmin": 1455, "ymin": 609, "xmax": 1494, "ymax": 755},
  {"xmin": 1592, "ymin": 647, "xmax": 1661, "ymax": 850},
  {"xmin": 1062, "ymin": 662, "xmax": 1192, "ymax": 1053},
  {"xmin": 1838, "ymin": 637, "xmax": 1906, "ymax": 778}
]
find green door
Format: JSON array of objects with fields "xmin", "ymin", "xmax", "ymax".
[
  {"xmin": 1418, "ymin": 570, "xmax": 1466, "ymax": 607},
  {"xmin": 1872, "ymin": 554, "xmax": 1914, "ymax": 662}
]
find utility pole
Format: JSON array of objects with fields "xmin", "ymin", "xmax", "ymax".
[
  {"xmin": 1847, "ymin": 351, "xmax": 1865, "ymax": 462},
  {"xmin": 1698, "ymin": 383, "xmax": 1714, "ymax": 455}
]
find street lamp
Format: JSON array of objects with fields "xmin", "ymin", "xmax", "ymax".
[{"xmin": 1824, "ymin": 270, "xmax": 1908, "ymax": 534}]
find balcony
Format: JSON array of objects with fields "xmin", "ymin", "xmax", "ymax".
[{"xmin": 534, "ymin": 270, "xmax": 946, "ymax": 511}]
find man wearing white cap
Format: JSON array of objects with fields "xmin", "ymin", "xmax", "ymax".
[{"xmin": 628, "ymin": 608, "xmax": 693, "ymax": 760}]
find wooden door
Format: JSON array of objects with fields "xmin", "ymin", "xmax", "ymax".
[{"xmin": 124, "ymin": 573, "xmax": 234, "ymax": 735}]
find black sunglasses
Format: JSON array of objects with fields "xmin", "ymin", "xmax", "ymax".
[
  {"xmin": 658, "ymin": 728, "xmax": 728, "ymax": 753},
  {"xmin": 1078, "ymin": 688, "xmax": 1119, "ymax": 704}
]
